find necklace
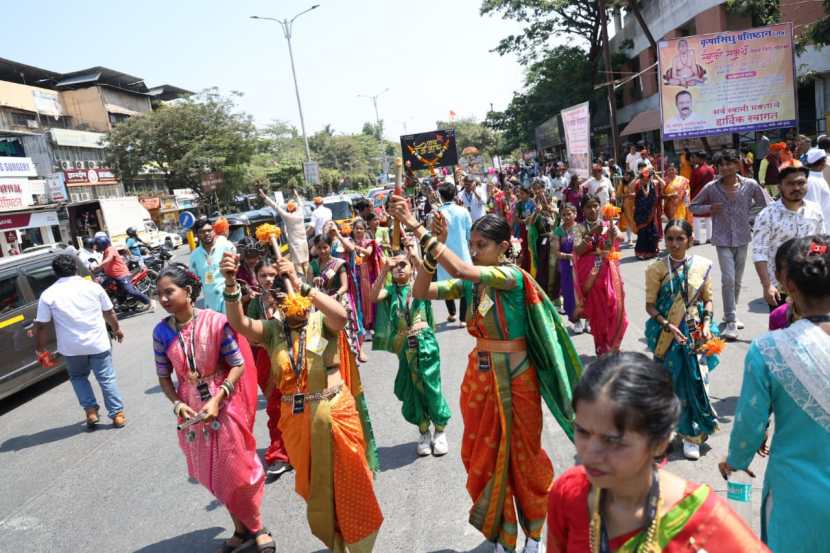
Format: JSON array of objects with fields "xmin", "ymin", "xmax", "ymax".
[
  {"xmin": 174, "ymin": 309, "xmax": 195, "ymax": 329},
  {"xmin": 589, "ymin": 470, "xmax": 662, "ymax": 553},
  {"xmin": 283, "ymin": 319, "xmax": 308, "ymax": 378}
]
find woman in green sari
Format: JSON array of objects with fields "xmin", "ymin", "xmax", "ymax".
[
  {"xmin": 644, "ymin": 220, "xmax": 720, "ymax": 461},
  {"xmin": 389, "ymin": 196, "xmax": 582, "ymax": 553}
]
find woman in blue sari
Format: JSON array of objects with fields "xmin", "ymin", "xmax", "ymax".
[
  {"xmin": 645, "ymin": 219, "xmax": 719, "ymax": 460},
  {"xmin": 720, "ymin": 235, "xmax": 830, "ymax": 552}
]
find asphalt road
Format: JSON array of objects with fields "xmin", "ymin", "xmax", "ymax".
[{"xmin": 0, "ymin": 242, "xmax": 770, "ymax": 552}]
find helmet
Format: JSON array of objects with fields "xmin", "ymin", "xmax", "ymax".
[
  {"xmin": 126, "ymin": 227, "xmax": 137, "ymax": 237},
  {"xmin": 82, "ymin": 237, "xmax": 94, "ymax": 250},
  {"xmin": 93, "ymin": 235, "xmax": 111, "ymax": 251}
]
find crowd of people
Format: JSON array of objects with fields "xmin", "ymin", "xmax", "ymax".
[{"xmin": 30, "ymin": 134, "xmax": 830, "ymax": 553}]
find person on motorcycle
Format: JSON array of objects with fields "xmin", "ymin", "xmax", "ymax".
[
  {"xmin": 125, "ymin": 227, "xmax": 147, "ymax": 267},
  {"xmin": 93, "ymin": 235, "xmax": 153, "ymax": 311},
  {"xmin": 79, "ymin": 237, "xmax": 102, "ymax": 272}
]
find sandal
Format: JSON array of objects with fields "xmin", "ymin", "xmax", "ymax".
[
  {"xmin": 218, "ymin": 530, "xmax": 253, "ymax": 553},
  {"xmin": 254, "ymin": 528, "xmax": 276, "ymax": 553}
]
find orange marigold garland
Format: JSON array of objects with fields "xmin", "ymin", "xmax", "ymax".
[
  {"xmin": 340, "ymin": 223, "xmax": 352, "ymax": 236},
  {"xmin": 255, "ymin": 223, "xmax": 281, "ymax": 244},
  {"xmin": 699, "ymin": 338, "xmax": 726, "ymax": 357},
  {"xmin": 282, "ymin": 294, "xmax": 313, "ymax": 318},
  {"xmin": 602, "ymin": 203, "xmax": 621, "ymax": 220},
  {"xmin": 607, "ymin": 250, "xmax": 621, "ymax": 261}
]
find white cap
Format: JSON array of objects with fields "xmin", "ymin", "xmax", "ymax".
[{"xmin": 806, "ymin": 147, "xmax": 827, "ymax": 165}]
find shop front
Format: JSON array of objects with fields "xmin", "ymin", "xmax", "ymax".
[
  {"xmin": 140, "ymin": 196, "xmax": 161, "ymax": 225},
  {"xmin": 0, "ymin": 209, "xmax": 61, "ymax": 256}
]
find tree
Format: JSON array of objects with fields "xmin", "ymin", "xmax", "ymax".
[
  {"xmin": 481, "ymin": 0, "xmax": 602, "ymax": 69},
  {"xmin": 434, "ymin": 117, "xmax": 501, "ymax": 156},
  {"xmin": 485, "ymin": 45, "xmax": 597, "ymax": 153},
  {"xmin": 106, "ymin": 89, "xmax": 257, "ymax": 199}
]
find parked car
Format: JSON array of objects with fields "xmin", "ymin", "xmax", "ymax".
[{"xmin": 0, "ymin": 246, "xmax": 91, "ymax": 401}]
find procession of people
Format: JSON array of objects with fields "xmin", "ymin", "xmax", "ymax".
[{"xmin": 32, "ymin": 137, "xmax": 830, "ymax": 553}]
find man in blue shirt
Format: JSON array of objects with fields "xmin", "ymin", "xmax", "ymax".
[
  {"xmin": 436, "ymin": 181, "xmax": 472, "ymax": 323},
  {"xmin": 189, "ymin": 219, "xmax": 237, "ymax": 313},
  {"xmin": 125, "ymin": 227, "xmax": 146, "ymax": 267}
]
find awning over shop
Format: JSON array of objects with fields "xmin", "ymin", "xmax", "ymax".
[{"xmin": 620, "ymin": 110, "xmax": 661, "ymax": 137}]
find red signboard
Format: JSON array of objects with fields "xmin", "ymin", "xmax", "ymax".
[
  {"xmin": 64, "ymin": 168, "xmax": 118, "ymax": 186},
  {"xmin": 0, "ymin": 213, "xmax": 32, "ymax": 230},
  {"xmin": 140, "ymin": 197, "xmax": 161, "ymax": 210}
]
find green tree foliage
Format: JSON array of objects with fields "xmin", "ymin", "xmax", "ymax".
[
  {"xmin": 485, "ymin": 45, "xmax": 596, "ymax": 153},
  {"xmin": 480, "ymin": 0, "xmax": 602, "ymax": 66},
  {"xmin": 434, "ymin": 117, "xmax": 501, "ymax": 156},
  {"xmin": 105, "ymin": 89, "xmax": 257, "ymax": 198},
  {"xmin": 727, "ymin": 0, "xmax": 829, "ymax": 49}
]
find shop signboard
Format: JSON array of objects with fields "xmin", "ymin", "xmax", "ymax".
[
  {"xmin": 0, "ymin": 179, "xmax": 33, "ymax": 211},
  {"xmin": 201, "ymin": 172, "xmax": 223, "ymax": 193},
  {"xmin": 400, "ymin": 129, "xmax": 459, "ymax": 171},
  {"xmin": 658, "ymin": 23, "xmax": 796, "ymax": 140},
  {"xmin": 46, "ymin": 173, "xmax": 68, "ymax": 202},
  {"xmin": 64, "ymin": 167, "xmax": 118, "ymax": 186},
  {"xmin": 560, "ymin": 102, "xmax": 591, "ymax": 179},
  {"xmin": 0, "ymin": 157, "xmax": 37, "ymax": 178},
  {"xmin": 0, "ymin": 210, "xmax": 58, "ymax": 230}
]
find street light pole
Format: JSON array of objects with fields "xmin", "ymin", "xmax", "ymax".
[
  {"xmin": 358, "ymin": 88, "xmax": 390, "ymax": 183},
  {"xmin": 251, "ymin": 5, "xmax": 319, "ymax": 163}
]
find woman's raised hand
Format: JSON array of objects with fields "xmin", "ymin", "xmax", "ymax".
[
  {"xmin": 220, "ymin": 252, "xmax": 239, "ymax": 284},
  {"xmin": 431, "ymin": 211, "xmax": 449, "ymax": 243},
  {"xmin": 389, "ymin": 195, "xmax": 418, "ymax": 230}
]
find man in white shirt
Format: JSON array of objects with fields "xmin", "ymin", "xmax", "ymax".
[
  {"xmin": 625, "ymin": 145, "xmax": 642, "ymax": 174},
  {"xmin": 584, "ymin": 163, "xmax": 615, "ymax": 206},
  {"xmin": 34, "ymin": 254, "xmax": 126, "ymax": 429},
  {"xmin": 805, "ymin": 147, "xmax": 830, "ymax": 231},
  {"xmin": 460, "ymin": 174, "xmax": 487, "ymax": 222},
  {"xmin": 752, "ymin": 166, "xmax": 825, "ymax": 309},
  {"xmin": 309, "ymin": 197, "xmax": 333, "ymax": 237},
  {"xmin": 819, "ymin": 135, "xmax": 830, "ymax": 184}
]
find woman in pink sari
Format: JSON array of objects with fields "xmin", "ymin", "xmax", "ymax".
[
  {"xmin": 574, "ymin": 194, "xmax": 628, "ymax": 355},
  {"xmin": 153, "ymin": 263, "xmax": 272, "ymax": 553}
]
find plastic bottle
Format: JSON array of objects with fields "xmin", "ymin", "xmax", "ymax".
[{"xmin": 727, "ymin": 471, "xmax": 754, "ymax": 525}]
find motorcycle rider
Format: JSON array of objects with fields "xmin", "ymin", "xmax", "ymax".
[
  {"xmin": 125, "ymin": 227, "xmax": 147, "ymax": 267},
  {"xmin": 93, "ymin": 235, "xmax": 153, "ymax": 311},
  {"xmin": 78, "ymin": 237, "xmax": 102, "ymax": 272}
]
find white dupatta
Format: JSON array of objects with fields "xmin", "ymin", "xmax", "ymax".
[{"xmin": 760, "ymin": 319, "xmax": 830, "ymax": 433}]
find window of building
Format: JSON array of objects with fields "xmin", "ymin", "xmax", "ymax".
[
  {"xmin": 0, "ymin": 273, "xmax": 24, "ymax": 314},
  {"xmin": 19, "ymin": 228, "xmax": 44, "ymax": 250},
  {"xmin": 108, "ymin": 112, "xmax": 130, "ymax": 126},
  {"xmin": 26, "ymin": 264, "xmax": 58, "ymax": 298},
  {"xmin": 10, "ymin": 111, "xmax": 37, "ymax": 128}
]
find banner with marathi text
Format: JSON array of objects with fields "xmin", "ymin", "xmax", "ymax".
[
  {"xmin": 658, "ymin": 23, "xmax": 796, "ymax": 140},
  {"xmin": 560, "ymin": 102, "xmax": 591, "ymax": 179}
]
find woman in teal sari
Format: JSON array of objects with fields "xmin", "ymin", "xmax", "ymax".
[
  {"xmin": 720, "ymin": 235, "xmax": 830, "ymax": 552},
  {"xmin": 645, "ymin": 220, "xmax": 720, "ymax": 461}
]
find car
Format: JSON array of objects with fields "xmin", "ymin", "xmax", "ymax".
[{"xmin": 0, "ymin": 247, "xmax": 92, "ymax": 401}]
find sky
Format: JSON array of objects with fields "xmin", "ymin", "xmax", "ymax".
[{"xmin": 5, "ymin": 0, "xmax": 528, "ymax": 141}]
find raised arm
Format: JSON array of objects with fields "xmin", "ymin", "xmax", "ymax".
[
  {"xmin": 369, "ymin": 257, "xmax": 392, "ymax": 304},
  {"xmin": 221, "ymin": 251, "xmax": 267, "ymax": 344}
]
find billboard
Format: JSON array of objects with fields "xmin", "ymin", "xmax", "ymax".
[
  {"xmin": 561, "ymin": 102, "xmax": 591, "ymax": 179},
  {"xmin": 535, "ymin": 114, "xmax": 563, "ymax": 151},
  {"xmin": 658, "ymin": 23, "xmax": 796, "ymax": 140},
  {"xmin": 400, "ymin": 129, "xmax": 458, "ymax": 171}
]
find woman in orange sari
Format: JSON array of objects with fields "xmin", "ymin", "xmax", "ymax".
[
  {"xmin": 390, "ymin": 196, "xmax": 582, "ymax": 553},
  {"xmin": 661, "ymin": 164, "xmax": 693, "ymax": 224},
  {"xmin": 615, "ymin": 171, "xmax": 636, "ymax": 244},
  {"xmin": 222, "ymin": 255, "xmax": 383, "ymax": 552},
  {"xmin": 547, "ymin": 352, "xmax": 767, "ymax": 552}
]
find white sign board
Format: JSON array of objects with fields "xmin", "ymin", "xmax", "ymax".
[
  {"xmin": 0, "ymin": 179, "xmax": 33, "ymax": 211},
  {"xmin": 304, "ymin": 161, "xmax": 321, "ymax": 185},
  {"xmin": 560, "ymin": 102, "xmax": 592, "ymax": 180},
  {"xmin": 0, "ymin": 157, "xmax": 37, "ymax": 178}
]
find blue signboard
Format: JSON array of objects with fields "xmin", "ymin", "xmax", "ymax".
[{"xmin": 179, "ymin": 210, "xmax": 196, "ymax": 229}]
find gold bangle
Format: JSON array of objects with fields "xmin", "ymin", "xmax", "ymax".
[{"xmin": 434, "ymin": 244, "xmax": 447, "ymax": 261}]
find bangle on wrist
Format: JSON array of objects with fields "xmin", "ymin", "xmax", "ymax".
[
  {"xmin": 173, "ymin": 400, "xmax": 183, "ymax": 417},
  {"xmin": 300, "ymin": 283, "xmax": 312, "ymax": 297}
]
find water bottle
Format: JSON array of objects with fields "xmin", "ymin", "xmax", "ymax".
[{"xmin": 727, "ymin": 471, "xmax": 754, "ymax": 525}]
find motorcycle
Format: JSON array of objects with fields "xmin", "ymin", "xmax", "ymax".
[{"xmin": 98, "ymin": 266, "xmax": 155, "ymax": 318}]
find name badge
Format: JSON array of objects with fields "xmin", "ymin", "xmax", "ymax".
[
  {"xmin": 478, "ymin": 294, "xmax": 494, "ymax": 316},
  {"xmin": 307, "ymin": 334, "xmax": 328, "ymax": 355},
  {"xmin": 477, "ymin": 351, "xmax": 492, "ymax": 372},
  {"xmin": 324, "ymin": 269, "xmax": 335, "ymax": 280},
  {"xmin": 292, "ymin": 394, "xmax": 305, "ymax": 414},
  {"xmin": 204, "ymin": 271, "xmax": 214, "ymax": 284},
  {"xmin": 196, "ymin": 382, "xmax": 211, "ymax": 402}
]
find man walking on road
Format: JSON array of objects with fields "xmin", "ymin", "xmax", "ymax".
[
  {"xmin": 34, "ymin": 254, "xmax": 126, "ymax": 429},
  {"xmin": 690, "ymin": 150, "xmax": 767, "ymax": 341},
  {"xmin": 461, "ymin": 174, "xmax": 487, "ymax": 223},
  {"xmin": 437, "ymin": 181, "xmax": 472, "ymax": 323},
  {"xmin": 189, "ymin": 219, "xmax": 236, "ymax": 313},
  {"xmin": 309, "ymin": 196, "xmax": 332, "ymax": 237},
  {"xmin": 753, "ymin": 165, "xmax": 825, "ymax": 310},
  {"xmin": 805, "ymin": 148, "xmax": 830, "ymax": 230},
  {"xmin": 584, "ymin": 163, "xmax": 615, "ymax": 207}
]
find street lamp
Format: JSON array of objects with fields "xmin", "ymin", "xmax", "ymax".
[
  {"xmin": 358, "ymin": 88, "xmax": 390, "ymax": 183},
  {"xmin": 251, "ymin": 5, "xmax": 319, "ymax": 162}
]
